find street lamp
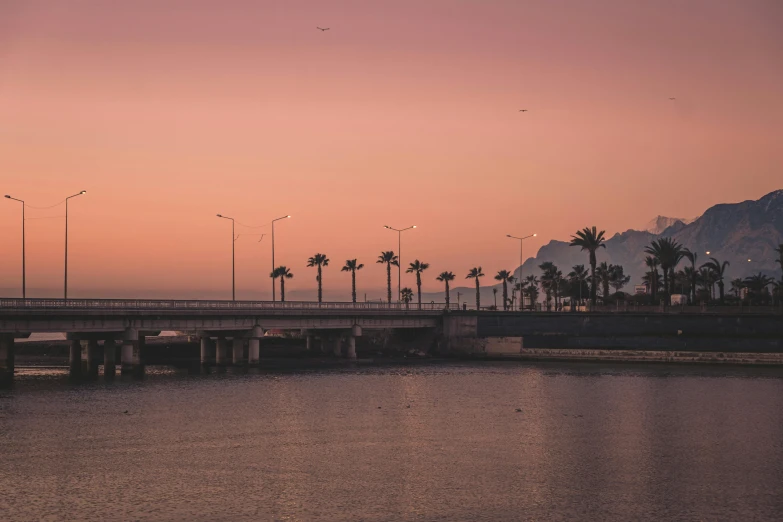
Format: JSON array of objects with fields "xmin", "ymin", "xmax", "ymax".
[
  {"xmin": 64, "ymin": 191, "xmax": 86, "ymax": 299},
  {"xmin": 216, "ymin": 214, "xmax": 236, "ymax": 301},
  {"xmin": 384, "ymin": 224, "xmax": 416, "ymax": 301},
  {"xmin": 4, "ymin": 195, "xmax": 25, "ymax": 298},
  {"xmin": 507, "ymin": 233, "xmax": 536, "ymax": 310},
  {"xmin": 271, "ymin": 215, "xmax": 290, "ymax": 302}
]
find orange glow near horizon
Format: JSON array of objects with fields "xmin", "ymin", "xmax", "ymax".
[{"xmin": 1, "ymin": 1, "xmax": 781, "ymax": 299}]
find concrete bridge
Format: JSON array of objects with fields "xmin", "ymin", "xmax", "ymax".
[
  {"xmin": 0, "ymin": 298, "xmax": 453, "ymax": 383},
  {"xmin": 3, "ymin": 299, "xmax": 782, "ymax": 383}
]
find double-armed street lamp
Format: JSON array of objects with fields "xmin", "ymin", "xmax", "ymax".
[
  {"xmin": 271, "ymin": 215, "xmax": 291, "ymax": 302},
  {"xmin": 4, "ymin": 195, "xmax": 25, "ymax": 298},
  {"xmin": 384, "ymin": 224, "xmax": 416, "ymax": 302},
  {"xmin": 64, "ymin": 191, "xmax": 87, "ymax": 299},
  {"xmin": 506, "ymin": 233, "xmax": 536, "ymax": 280},
  {"xmin": 216, "ymin": 214, "xmax": 236, "ymax": 300}
]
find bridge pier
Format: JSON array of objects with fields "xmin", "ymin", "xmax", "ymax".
[
  {"xmin": 232, "ymin": 338, "xmax": 245, "ymax": 366},
  {"xmin": 121, "ymin": 328, "xmax": 142, "ymax": 376},
  {"xmin": 0, "ymin": 334, "xmax": 14, "ymax": 386},
  {"xmin": 306, "ymin": 335, "xmax": 313, "ymax": 353},
  {"xmin": 69, "ymin": 339, "xmax": 81, "ymax": 378},
  {"xmin": 104, "ymin": 339, "xmax": 117, "ymax": 378},
  {"xmin": 333, "ymin": 337, "xmax": 343, "ymax": 357},
  {"xmin": 81, "ymin": 340, "xmax": 100, "ymax": 380},
  {"xmin": 248, "ymin": 338, "xmax": 260, "ymax": 365},
  {"xmin": 347, "ymin": 325, "xmax": 361, "ymax": 360},
  {"xmin": 215, "ymin": 339, "xmax": 229, "ymax": 366},
  {"xmin": 200, "ymin": 337, "xmax": 214, "ymax": 368}
]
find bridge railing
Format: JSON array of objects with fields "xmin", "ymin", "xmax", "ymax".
[{"xmin": 0, "ymin": 298, "xmax": 461, "ymax": 312}]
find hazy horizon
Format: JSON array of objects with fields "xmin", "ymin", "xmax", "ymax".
[{"xmin": 2, "ymin": 1, "xmax": 781, "ymax": 299}]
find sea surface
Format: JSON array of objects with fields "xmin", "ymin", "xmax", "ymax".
[{"xmin": 2, "ymin": 362, "xmax": 783, "ymax": 521}]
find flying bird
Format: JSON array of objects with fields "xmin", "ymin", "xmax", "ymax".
[
  {"xmin": 519, "ymin": 109, "xmax": 528, "ymax": 112},
  {"xmin": 668, "ymin": 97, "xmax": 676, "ymax": 100},
  {"xmin": 317, "ymin": 27, "xmax": 330, "ymax": 31}
]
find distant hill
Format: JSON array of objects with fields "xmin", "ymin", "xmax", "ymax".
[{"xmin": 515, "ymin": 189, "xmax": 783, "ymax": 289}]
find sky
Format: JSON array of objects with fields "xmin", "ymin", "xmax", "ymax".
[{"xmin": 0, "ymin": 0, "xmax": 781, "ymax": 300}]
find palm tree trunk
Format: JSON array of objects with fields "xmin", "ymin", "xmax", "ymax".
[
  {"xmin": 386, "ymin": 263, "xmax": 392, "ymax": 304},
  {"xmin": 662, "ymin": 269, "xmax": 669, "ymax": 305},
  {"xmin": 475, "ymin": 279, "xmax": 480, "ymax": 310},
  {"xmin": 317, "ymin": 265, "xmax": 322, "ymax": 303},
  {"xmin": 589, "ymin": 254, "xmax": 597, "ymax": 306},
  {"xmin": 719, "ymin": 281, "xmax": 724, "ymax": 303},
  {"xmin": 502, "ymin": 282, "xmax": 508, "ymax": 311},
  {"xmin": 445, "ymin": 281, "xmax": 450, "ymax": 307},
  {"xmin": 281, "ymin": 278, "xmax": 285, "ymax": 302},
  {"xmin": 417, "ymin": 273, "xmax": 422, "ymax": 309},
  {"xmin": 351, "ymin": 270, "xmax": 356, "ymax": 303}
]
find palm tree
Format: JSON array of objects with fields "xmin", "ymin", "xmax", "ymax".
[
  {"xmin": 270, "ymin": 266, "xmax": 293, "ymax": 302},
  {"xmin": 701, "ymin": 257, "xmax": 730, "ymax": 303},
  {"xmin": 698, "ymin": 267, "xmax": 715, "ymax": 300},
  {"xmin": 494, "ymin": 270, "xmax": 513, "ymax": 310},
  {"xmin": 730, "ymin": 278, "xmax": 744, "ymax": 299},
  {"xmin": 400, "ymin": 287, "xmax": 414, "ymax": 308},
  {"xmin": 406, "ymin": 260, "xmax": 430, "ymax": 309},
  {"xmin": 645, "ymin": 237, "xmax": 684, "ymax": 303},
  {"xmin": 306, "ymin": 253, "xmax": 329, "ymax": 303},
  {"xmin": 682, "ymin": 248, "xmax": 698, "ymax": 304},
  {"xmin": 513, "ymin": 280, "xmax": 522, "ymax": 310},
  {"xmin": 341, "ymin": 259, "xmax": 364, "ymax": 303},
  {"xmin": 466, "ymin": 267, "xmax": 485, "ymax": 309},
  {"xmin": 539, "ymin": 262, "xmax": 557, "ymax": 311},
  {"xmin": 436, "ymin": 271, "xmax": 455, "ymax": 308},
  {"xmin": 644, "ymin": 256, "xmax": 659, "ymax": 301},
  {"xmin": 523, "ymin": 274, "xmax": 540, "ymax": 310},
  {"xmin": 568, "ymin": 264, "xmax": 589, "ymax": 306},
  {"xmin": 743, "ymin": 273, "xmax": 773, "ymax": 305},
  {"xmin": 595, "ymin": 262, "xmax": 611, "ymax": 300},
  {"xmin": 376, "ymin": 251, "xmax": 399, "ymax": 304},
  {"xmin": 569, "ymin": 227, "xmax": 606, "ymax": 306}
]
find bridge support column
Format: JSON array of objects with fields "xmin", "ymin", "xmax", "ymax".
[
  {"xmin": 69, "ymin": 339, "xmax": 82, "ymax": 378},
  {"xmin": 121, "ymin": 328, "xmax": 140, "ymax": 376},
  {"xmin": 103, "ymin": 340, "xmax": 117, "ymax": 378},
  {"xmin": 248, "ymin": 339, "xmax": 260, "ymax": 365},
  {"xmin": 200, "ymin": 337, "xmax": 214, "ymax": 367},
  {"xmin": 333, "ymin": 337, "xmax": 342, "ymax": 357},
  {"xmin": 0, "ymin": 335, "xmax": 14, "ymax": 386},
  {"xmin": 81, "ymin": 340, "xmax": 100, "ymax": 380},
  {"xmin": 306, "ymin": 335, "xmax": 313, "ymax": 353},
  {"xmin": 232, "ymin": 338, "xmax": 245, "ymax": 366},
  {"xmin": 320, "ymin": 338, "xmax": 328, "ymax": 354},
  {"xmin": 347, "ymin": 325, "xmax": 361, "ymax": 360},
  {"xmin": 215, "ymin": 339, "xmax": 229, "ymax": 366}
]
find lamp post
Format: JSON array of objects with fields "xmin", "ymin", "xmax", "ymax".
[
  {"xmin": 216, "ymin": 214, "xmax": 236, "ymax": 301},
  {"xmin": 4, "ymin": 195, "xmax": 25, "ymax": 298},
  {"xmin": 271, "ymin": 215, "xmax": 290, "ymax": 302},
  {"xmin": 64, "ymin": 191, "xmax": 86, "ymax": 299},
  {"xmin": 506, "ymin": 233, "xmax": 536, "ymax": 309},
  {"xmin": 383, "ymin": 225, "xmax": 416, "ymax": 302}
]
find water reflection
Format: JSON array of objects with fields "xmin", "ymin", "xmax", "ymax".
[{"xmin": 2, "ymin": 362, "xmax": 782, "ymax": 521}]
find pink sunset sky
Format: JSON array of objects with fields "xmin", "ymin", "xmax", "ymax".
[{"xmin": 0, "ymin": 0, "xmax": 781, "ymax": 300}]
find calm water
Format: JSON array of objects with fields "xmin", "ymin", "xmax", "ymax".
[{"xmin": 2, "ymin": 362, "xmax": 783, "ymax": 521}]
